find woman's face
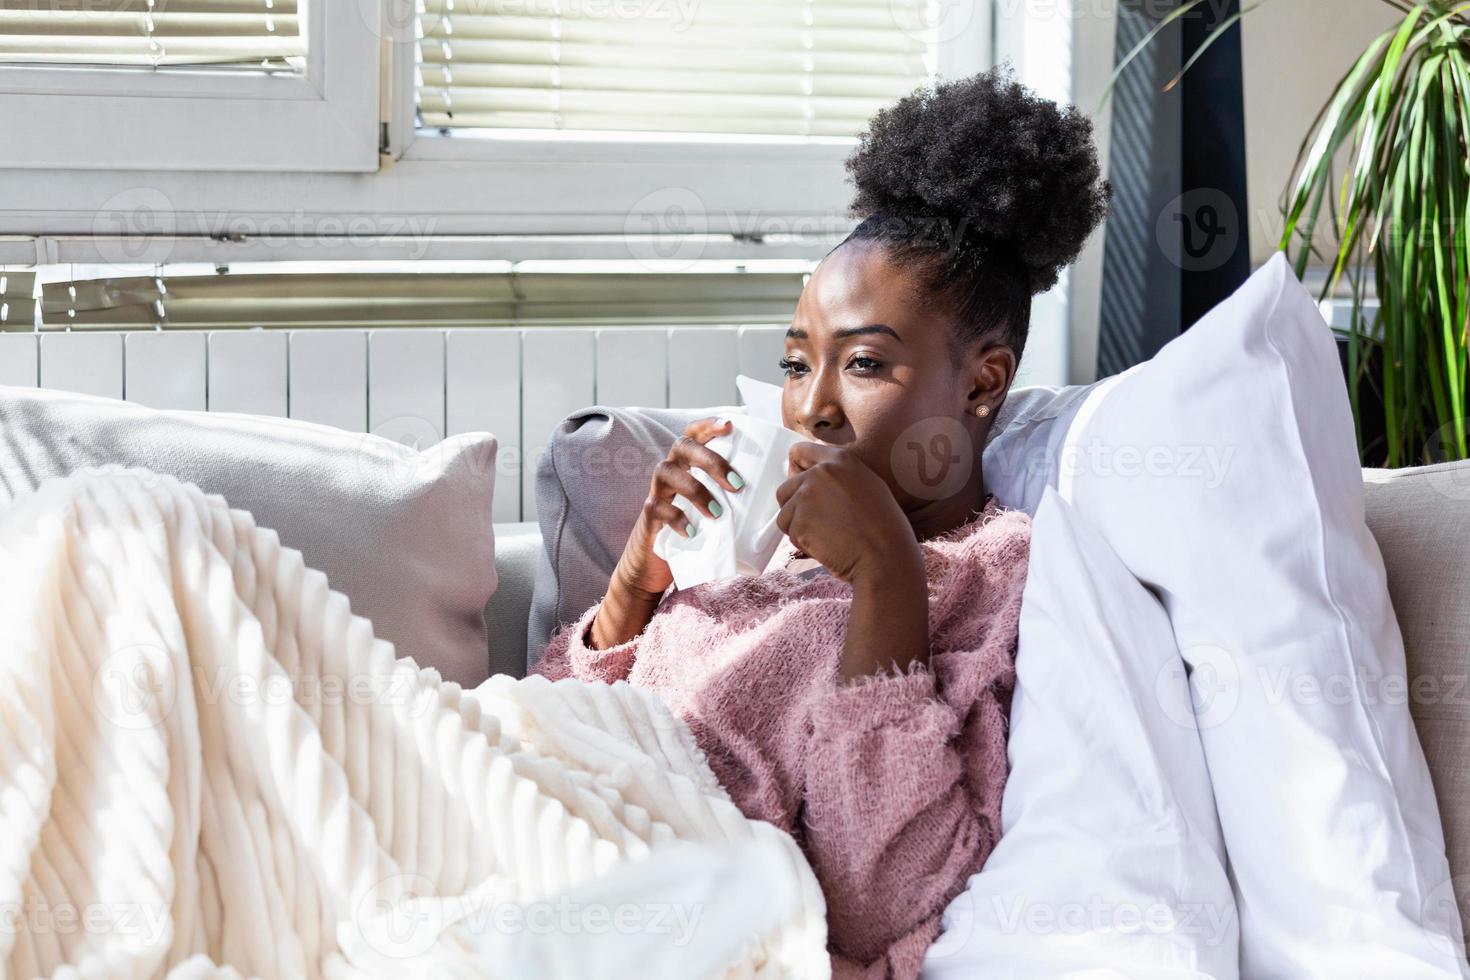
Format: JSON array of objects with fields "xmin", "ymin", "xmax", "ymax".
[{"xmin": 780, "ymin": 241, "xmax": 1016, "ymax": 516}]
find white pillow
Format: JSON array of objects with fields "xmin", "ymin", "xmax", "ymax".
[
  {"xmin": 1058, "ymin": 253, "xmax": 1468, "ymax": 977},
  {"xmin": 734, "ymin": 374, "xmax": 1099, "ymax": 515},
  {"xmin": 981, "ymin": 381, "xmax": 1102, "ymax": 514},
  {"xmin": 922, "ymin": 488, "xmax": 1238, "ymax": 979}
]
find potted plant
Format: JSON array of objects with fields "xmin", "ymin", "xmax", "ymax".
[
  {"xmin": 1281, "ymin": 1, "xmax": 1469, "ymax": 468},
  {"xmin": 1110, "ymin": 0, "xmax": 1469, "ymax": 466}
]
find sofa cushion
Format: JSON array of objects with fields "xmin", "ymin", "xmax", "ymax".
[
  {"xmin": 0, "ymin": 385, "xmax": 498, "ymax": 688},
  {"xmin": 486, "ymin": 521, "xmax": 542, "ymax": 678},
  {"xmin": 1365, "ymin": 458, "xmax": 1470, "ymax": 957}
]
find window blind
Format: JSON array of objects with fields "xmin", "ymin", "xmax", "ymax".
[
  {"xmin": 416, "ymin": 0, "xmax": 937, "ymax": 137},
  {"xmin": 0, "ymin": 0, "xmax": 305, "ymax": 70},
  {"xmin": 13, "ymin": 268, "xmax": 805, "ymax": 329},
  {"xmin": 0, "ymin": 270, "xmax": 35, "ymax": 328}
]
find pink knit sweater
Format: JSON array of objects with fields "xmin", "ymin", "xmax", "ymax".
[{"xmin": 532, "ymin": 497, "xmax": 1031, "ymax": 979}]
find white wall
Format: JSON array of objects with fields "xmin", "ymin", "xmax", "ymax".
[
  {"xmin": 1065, "ymin": 0, "xmax": 1118, "ymax": 385},
  {"xmin": 1240, "ymin": 0, "xmax": 1400, "ymax": 266}
]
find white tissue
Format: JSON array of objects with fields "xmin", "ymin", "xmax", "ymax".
[{"xmin": 653, "ymin": 413, "xmax": 805, "ymax": 590}]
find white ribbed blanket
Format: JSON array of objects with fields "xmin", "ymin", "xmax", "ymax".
[{"xmin": 0, "ymin": 468, "xmax": 829, "ymax": 980}]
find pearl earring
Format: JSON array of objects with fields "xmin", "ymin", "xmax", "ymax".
[{"xmin": 975, "ymin": 404, "xmax": 991, "ymax": 418}]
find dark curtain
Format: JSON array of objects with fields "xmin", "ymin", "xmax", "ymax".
[{"xmin": 1096, "ymin": 0, "xmax": 1251, "ymax": 377}]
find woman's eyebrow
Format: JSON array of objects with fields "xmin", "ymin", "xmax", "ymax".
[
  {"xmin": 835, "ymin": 324, "xmax": 903, "ymax": 342},
  {"xmin": 784, "ymin": 324, "xmax": 903, "ymax": 341}
]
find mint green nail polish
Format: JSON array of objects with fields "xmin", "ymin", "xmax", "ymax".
[
  {"xmin": 709, "ymin": 501, "xmax": 723, "ymax": 518},
  {"xmin": 685, "ymin": 522, "xmax": 696, "ymax": 537},
  {"xmin": 729, "ymin": 473, "xmax": 745, "ymax": 490}
]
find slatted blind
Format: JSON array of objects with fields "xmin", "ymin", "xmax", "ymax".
[
  {"xmin": 0, "ymin": 271, "xmax": 35, "ymax": 328},
  {"xmin": 416, "ymin": 0, "xmax": 938, "ymax": 136},
  {"xmin": 10, "ymin": 268, "xmax": 806, "ymax": 329},
  {"xmin": 0, "ymin": 0, "xmax": 305, "ymax": 69}
]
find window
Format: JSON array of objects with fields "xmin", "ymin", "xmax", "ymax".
[
  {"xmin": 0, "ymin": 0, "xmax": 379, "ymax": 172},
  {"xmin": 380, "ymin": 0, "xmax": 988, "ymax": 238},
  {"xmin": 414, "ymin": 0, "xmax": 939, "ymax": 138},
  {"xmin": 0, "ymin": 0, "xmax": 306, "ymax": 70},
  {"xmin": 0, "ymin": 0, "xmax": 1110, "ymax": 385},
  {"xmin": 0, "ymin": 0, "xmax": 996, "ymax": 289}
]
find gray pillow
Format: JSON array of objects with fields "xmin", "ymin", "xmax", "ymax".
[
  {"xmin": 1363, "ymin": 459, "xmax": 1470, "ymax": 949},
  {"xmin": 0, "ymin": 385, "xmax": 498, "ymax": 688},
  {"xmin": 527, "ymin": 405, "xmax": 703, "ymax": 660},
  {"xmin": 526, "ymin": 384, "xmax": 1097, "ymax": 665}
]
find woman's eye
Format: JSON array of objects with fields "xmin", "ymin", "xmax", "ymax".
[
  {"xmin": 777, "ymin": 357, "xmax": 808, "ymax": 378},
  {"xmin": 848, "ymin": 355, "xmax": 882, "ymax": 372}
]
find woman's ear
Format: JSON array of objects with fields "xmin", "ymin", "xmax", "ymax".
[{"xmin": 964, "ymin": 342, "xmax": 1018, "ymax": 418}]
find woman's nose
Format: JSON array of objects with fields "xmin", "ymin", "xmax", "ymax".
[{"xmin": 796, "ymin": 366, "xmax": 845, "ymax": 436}]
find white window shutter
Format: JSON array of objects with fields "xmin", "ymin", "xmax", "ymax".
[
  {"xmin": 0, "ymin": 0, "xmax": 306, "ymax": 70},
  {"xmin": 416, "ymin": 0, "xmax": 938, "ymax": 137}
]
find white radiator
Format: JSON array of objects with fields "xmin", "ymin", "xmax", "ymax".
[{"xmin": 0, "ymin": 326, "xmax": 788, "ymax": 522}]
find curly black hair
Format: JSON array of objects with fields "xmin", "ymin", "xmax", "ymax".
[{"xmin": 843, "ymin": 67, "xmax": 1112, "ymax": 363}]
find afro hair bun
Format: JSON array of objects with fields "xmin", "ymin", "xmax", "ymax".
[{"xmin": 845, "ymin": 66, "xmax": 1112, "ymax": 296}]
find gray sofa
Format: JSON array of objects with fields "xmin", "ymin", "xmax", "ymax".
[{"xmin": 490, "ymin": 448, "xmax": 1470, "ymax": 953}]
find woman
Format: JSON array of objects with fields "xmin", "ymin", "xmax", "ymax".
[{"xmin": 533, "ymin": 68, "xmax": 1111, "ymax": 978}]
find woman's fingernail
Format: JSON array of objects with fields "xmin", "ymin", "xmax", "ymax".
[
  {"xmin": 729, "ymin": 473, "xmax": 745, "ymax": 491},
  {"xmin": 685, "ymin": 522, "xmax": 696, "ymax": 537},
  {"xmin": 709, "ymin": 501, "xmax": 724, "ymax": 518}
]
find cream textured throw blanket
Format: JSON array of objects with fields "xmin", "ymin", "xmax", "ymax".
[{"xmin": 0, "ymin": 468, "xmax": 829, "ymax": 979}]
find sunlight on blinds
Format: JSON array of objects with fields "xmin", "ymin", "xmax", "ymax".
[
  {"xmin": 0, "ymin": 0, "xmax": 306, "ymax": 70},
  {"xmin": 3, "ymin": 266, "xmax": 807, "ymax": 329},
  {"xmin": 415, "ymin": 0, "xmax": 939, "ymax": 137}
]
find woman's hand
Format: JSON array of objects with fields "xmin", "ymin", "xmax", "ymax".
[
  {"xmin": 775, "ymin": 442, "xmax": 922, "ymax": 589},
  {"xmin": 592, "ymin": 417, "xmax": 743, "ymax": 649},
  {"xmin": 776, "ymin": 442, "xmax": 931, "ymax": 682}
]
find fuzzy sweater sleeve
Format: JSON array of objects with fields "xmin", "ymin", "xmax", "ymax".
[
  {"xmin": 529, "ymin": 600, "xmax": 640, "ymax": 684},
  {"xmin": 801, "ymin": 514, "xmax": 1030, "ymax": 979}
]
